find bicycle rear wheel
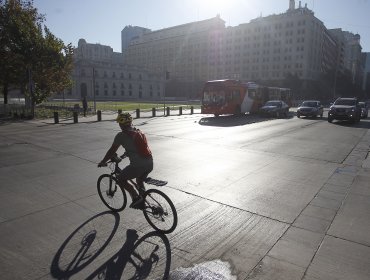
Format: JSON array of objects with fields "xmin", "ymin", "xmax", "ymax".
[
  {"xmin": 142, "ymin": 189, "xmax": 178, "ymax": 234},
  {"xmin": 97, "ymin": 174, "xmax": 127, "ymax": 212}
]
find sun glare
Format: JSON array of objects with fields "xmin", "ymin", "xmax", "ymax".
[{"xmin": 196, "ymin": 0, "xmax": 229, "ymax": 15}]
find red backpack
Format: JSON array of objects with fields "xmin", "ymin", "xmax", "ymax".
[{"xmin": 125, "ymin": 128, "xmax": 152, "ymax": 158}]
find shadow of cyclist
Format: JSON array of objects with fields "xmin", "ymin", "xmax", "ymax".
[
  {"xmin": 86, "ymin": 230, "xmax": 171, "ymax": 280},
  {"xmin": 50, "ymin": 211, "xmax": 120, "ymax": 279}
]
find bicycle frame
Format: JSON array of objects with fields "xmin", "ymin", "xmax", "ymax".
[{"xmin": 107, "ymin": 154, "xmax": 146, "ymax": 196}]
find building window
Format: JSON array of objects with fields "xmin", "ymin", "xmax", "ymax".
[
  {"xmin": 139, "ymin": 91, "xmax": 142, "ymax": 98},
  {"xmin": 104, "ymin": 90, "xmax": 108, "ymax": 96},
  {"xmin": 113, "ymin": 90, "xmax": 116, "ymax": 96},
  {"xmin": 112, "ymin": 72, "xmax": 116, "ymax": 78},
  {"xmin": 129, "ymin": 73, "xmax": 132, "ymax": 79},
  {"xmin": 139, "ymin": 74, "xmax": 142, "ymax": 80},
  {"xmin": 95, "ymin": 90, "xmax": 99, "ymax": 96},
  {"xmin": 120, "ymin": 72, "xmax": 124, "ymax": 79},
  {"xmin": 129, "ymin": 91, "xmax": 132, "ymax": 96},
  {"xmin": 121, "ymin": 90, "xmax": 124, "ymax": 96},
  {"xmin": 104, "ymin": 71, "xmax": 107, "ymax": 78}
]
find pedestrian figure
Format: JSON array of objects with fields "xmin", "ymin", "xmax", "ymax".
[{"xmin": 82, "ymin": 96, "xmax": 88, "ymax": 117}]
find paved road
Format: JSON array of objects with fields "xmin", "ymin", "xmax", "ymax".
[{"xmin": 0, "ymin": 112, "xmax": 370, "ymax": 279}]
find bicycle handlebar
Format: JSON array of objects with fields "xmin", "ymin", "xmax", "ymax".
[{"xmin": 98, "ymin": 152, "xmax": 127, "ymax": 168}]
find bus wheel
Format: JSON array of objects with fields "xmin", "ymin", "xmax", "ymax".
[{"xmin": 214, "ymin": 114, "xmax": 219, "ymax": 117}]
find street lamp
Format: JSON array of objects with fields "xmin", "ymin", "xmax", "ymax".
[
  {"xmin": 164, "ymin": 71, "xmax": 170, "ymax": 115},
  {"xmin": 92, "ymin": 67, "xmax": 96, "ymax": 113}
]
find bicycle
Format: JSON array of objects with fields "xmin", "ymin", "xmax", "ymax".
[{"xmin": 97, "ymin": 153, "xmax": 178, "ymax": 234}]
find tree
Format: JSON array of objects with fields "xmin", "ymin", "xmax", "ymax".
[{"xmin": 0, "ymin": 0, "xmax": 73, "ymax": 112}]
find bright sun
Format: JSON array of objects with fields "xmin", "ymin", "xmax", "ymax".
[{"xmin": 197, "ymin": 0, "xmax": 229, "ymax": 14}]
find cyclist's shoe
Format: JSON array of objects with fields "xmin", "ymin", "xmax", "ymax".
[{"xmin": 130, "ymin": 196, "xmax": 144, "ymax": 210}]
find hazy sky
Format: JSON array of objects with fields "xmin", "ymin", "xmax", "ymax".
[{"xmin": 33, "ymin": 0, "xmax": 370, "ymax": 52}]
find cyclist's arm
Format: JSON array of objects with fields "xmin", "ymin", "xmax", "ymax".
[{"xmin": 99, "ymin": 143, "xmax": 120, "ymax": 166}]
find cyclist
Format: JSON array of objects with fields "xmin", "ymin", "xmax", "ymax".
[{"xmin": 98, "ymin": 112, "xmax": 153, "ymax": 209}]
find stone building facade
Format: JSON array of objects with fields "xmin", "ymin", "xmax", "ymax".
[{"xmin": 56, "ymin": 39, "xmax": 164, "ymax": 101}]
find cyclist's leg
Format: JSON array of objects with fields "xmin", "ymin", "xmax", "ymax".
[
  {"xmin": 117, "ymin": 165, "xmax": 141, "ymax": 200},
  {"xmin": 136, "ymin": 160, "xmax": 153, "ymax": 191}
]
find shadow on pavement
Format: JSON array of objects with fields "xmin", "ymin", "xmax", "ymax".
[
  {"xmin": 297, "ymin": 115, "xmax": 370, "ymax": 129},
  {"xmin": 328, "ymin": 119, "xmax": 370, "ymax": 129},
  {"xmin": 86, "ymin": 230, "xmax": 171, "ymax": 280},
  {"xmin": 50, "ymin": 211, "xmax": 120, "ymax": 279},
  {"xmin": 198, "ymin": 113, "xmax": 294, "ymax": 127}
]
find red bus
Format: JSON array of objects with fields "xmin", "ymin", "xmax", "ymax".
[{"xmin": 201, "ymin": 79, "xmax": 292, "ymax": 116}]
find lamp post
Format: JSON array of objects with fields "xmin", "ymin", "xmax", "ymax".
[
  {"xmin": 92, "ymin": 67, "xmax": 96, "ymax": 113},
  {"xmin": 164, "ymin": 71, "xmax": 170, "ymax": 115}
]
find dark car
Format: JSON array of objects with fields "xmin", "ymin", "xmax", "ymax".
[
  {"xmin": 297, "ymin": 100, "xmax": 323, "ymax": 118},
  {"xmin": 328, "ymin": 97, "xmax": 361, "ymax": 123},
  {"xmin": 259, "ymin": 100, "xmax": 290, "ymax": 118},
  {"xmin": 358, "ymin": 102, "xmax": 368, "ymax": 118}
]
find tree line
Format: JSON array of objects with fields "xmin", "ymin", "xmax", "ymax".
[{"xmin": 0, "ymin": 0, "xmax": 73, "ymax": 115}]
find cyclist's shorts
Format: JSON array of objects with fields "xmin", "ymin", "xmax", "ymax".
[{"xmin": 117, "ymin": 160, "xmax": 153, "ymax": 182}]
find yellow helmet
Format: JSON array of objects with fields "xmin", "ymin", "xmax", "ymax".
[{"xmin": 116, "ymin": 112, "xmax": 132, "ymax": 125}]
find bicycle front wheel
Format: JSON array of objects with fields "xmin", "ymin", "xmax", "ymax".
[
  {"xmin": 143, "ymin": 189, "xmax": 178, "ymax": 234},
  {"xmin": 97, "ymin": 174, "xmax": 127, "ymax": 212}
]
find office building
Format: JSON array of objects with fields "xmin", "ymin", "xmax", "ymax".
[
  {"xmin": 121, "ymin": 25, "xmax": 151, "ymax": 54},
  {"xmin": 122, "ymin": 0, "xmax": 345, "ymax": 98}
]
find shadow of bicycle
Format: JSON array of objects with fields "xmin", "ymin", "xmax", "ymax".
[
  {"xmin": 86, "ymin": 230, "xmax": 171, "ymax": 280},
  {"xmin": 50, "ymin": 211, "xmax": 120, "ymax": 279},
  {"xmin": 50, "ymin": 211, "xmax": 171, "ymax": 279}
]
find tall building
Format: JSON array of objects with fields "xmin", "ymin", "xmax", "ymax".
[
  {"xmin": 362, "ymin": 52, "xmax": 370, "ymax": 98},
  {"xmin": 329, "ymin": 29, "xmax": 363, "ymax": 86},
  {"xmin": 121, "ymin": 26, "xmax": 151, "ymax": 54},
  {"xmin": 56, "ymin": 39, "xmax": 164, "ymax": 101},
  {"xmin": 122, "ymin": 0, "xmax": 341, "ymax": 98},
  {"xmin": 124, "ymin": 16, "xmax": 226, "ymax": 81}
]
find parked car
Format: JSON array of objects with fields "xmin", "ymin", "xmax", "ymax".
[
  {"xmin": 296, "ymin": 100, "xmax": 323, "ymax": 118},
  {"xmin": 259, "ymin": 100, "xmax": 290, "ymax": 118},
  {"xmin": 358, "ymin": 102, "xmax": 368, "ymax": 118},
  {"xmin": 328, "ymin": 97, "xmax": 361, "ymax": 123}
]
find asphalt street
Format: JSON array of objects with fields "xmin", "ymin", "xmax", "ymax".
[{"xmin": 0, "ymin": 110, "xmax": 370, "ymax": 279}]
